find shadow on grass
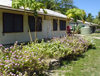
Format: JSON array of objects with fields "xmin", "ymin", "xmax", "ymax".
[
  {"xmin": 59, "ymin": 54, "xmax": 85, "ymax": 66},
  {"xmin": 59, "ymin": 47, "xmax": 96, "ymax": 67},
  {"xmin": 47, "ymin": 54, "xmax": 86, "ymax": 76}
]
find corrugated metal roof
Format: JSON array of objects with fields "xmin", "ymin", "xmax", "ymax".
[
  {"xmin": 77, "ymin": 20, "xmax": 99, "ymax": 26},
  {"xmin": 38, "ymin": 9, "xmax": 67, "ymax": 18},
  {"xmin": 0, "ymin": 0, "xmax": 67, "ymax": 18},
  {"xmin": 0, "ymin": 0, "xmax": 99, "ymax": 26}
]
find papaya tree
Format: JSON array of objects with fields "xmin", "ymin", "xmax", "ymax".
[
  {"xmin": 66, "ymin": 8, "xmax": 86, "ymax": 33},
  {"xmin": 12, "ymin": 0, "xmax": 46, "ymax": 42},
  {"xmin": 66, "ymin": 8, "xmax": 86, "ymax": 24}
]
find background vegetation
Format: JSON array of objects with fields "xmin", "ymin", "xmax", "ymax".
[{"xmin": 36, "ymin": 0, "xmax": 76, "ymax": 14}]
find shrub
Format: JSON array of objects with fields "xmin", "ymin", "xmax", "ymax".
[
  {"xmin": 0, "ymin": 42, "xmax": 48, "ymax": 76},
  {"xmin": 0, "ymin": 36, "xmax": 94, "ymax": 75},
  {"xmin": 72, "ymin": 25, "xmax": 83, "ymax": 34},
  {"xmin": 22, "ymin": 40, "xmax": 71, "ymax": 59},
  {"xmin": 23, "ymin": 36, "xmax": 94, "ymax": 59},
  {"xmin": 52, "ymin": 36, "xmax": 93, "ymax": 58}
]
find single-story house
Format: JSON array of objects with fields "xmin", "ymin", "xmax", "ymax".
[
  {"xmin": 69, "ymin": 20, "xmax": 99, "ymax": 33},
  {"xmin": 0, "ymin": 0, "xmax": 68, "ymax": 44},
  {"xmin": 0, "ymin": 0, "xmax": 99, "ymax": 44}
]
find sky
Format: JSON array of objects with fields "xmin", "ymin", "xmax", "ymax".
[{"xmin": 74, "ymin": 0, "xmax": 100, "ymax": 17}]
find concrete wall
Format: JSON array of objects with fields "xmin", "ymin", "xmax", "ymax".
[{"xmin": 0, "ymin": 9, "xmax": 67, "ymax": 44}]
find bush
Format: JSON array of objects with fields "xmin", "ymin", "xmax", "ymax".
[
  {"xmin": 23, "ymin": 36, "xmax": 94, "ymax": 59},
  {"xmin": 0, "ymin": 36, "xmax": 94, "ymax": 75},
  {"xmin": 0, "ymin": 42, "xmax": 48, "ymax": 76},
  {"xmin": 22, "ymin": 41, "xmax": 70, "ymax": 59},
  {"xmin": 52, "ymin": 36, "xmax": 93, "ymax": 57},
  {"xmin": 72, "ymin": 25, "xmax": 83, "ymax": 34}
]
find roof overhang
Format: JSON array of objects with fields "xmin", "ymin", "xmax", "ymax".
[{"xmin": 0, "ymin": 5, "xmax": 67, "ymax": 19}]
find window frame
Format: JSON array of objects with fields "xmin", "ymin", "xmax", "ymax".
[
  {"xmin": 28, "ymin": 16, "xmax": 35, "ymax": 32},
  {"xmin": 3, "ymin": 13, "xmax": 23, "ymax": 33},
  {"xmin": 36, "ymin": 17, "xmax": 42, "ymax": 32},
  {"xmin": 28, "ymin": 16, "xmax": 42, "ymax": 32},
  {"xmin": 53, "ymin": 19, "xmax": 58, "ymax": 31},
  {"xmin": 59, "ymin": 20, "xmax": 66, "ymax": 31}
]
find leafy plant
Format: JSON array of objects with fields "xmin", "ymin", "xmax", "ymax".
[
  {"xmin": 0, "ymin": 42, "xmax": 48, "ymax": 76},
  {"xmin": 0, "ymin": 36, "xmax": 94, "ymax": 75},
  {"xmin": 66, "ymin": 8, "xmax": 86, "ymax": 23}
]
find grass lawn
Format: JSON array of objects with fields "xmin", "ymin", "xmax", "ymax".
[
  {"xmin": 90, "ymin": 33, "xmax": 100, "ymax": 37},
  {"xmin": 51, "ymin": 33, "xmax": 100, "ymax": 76}
]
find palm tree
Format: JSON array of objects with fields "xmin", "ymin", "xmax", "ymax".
[
  {"xmin": 86, "ymin": 13, "xmax": 94, "ymax": 22},
  {"xmin": 93, "ymin": 12, "xmax": 100, "ymax": 25}
]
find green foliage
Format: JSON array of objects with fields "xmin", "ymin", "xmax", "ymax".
[
  {"xmin": 58, "ymin": 0, "xmax": 76, "ymax": 14},
  {"xmin": 12, "ymin": 0, "xmax": 45, "ymax": 16},
  {"xmin": 86, "ymin": 13, "xmax": 94, "ymax": 22},
  {"xmin": 0, "ymin": 36, "xmax": 94, "ymax": 75},
  {"xmin": 92, "ymin": 12, "xmax": 100, "ymax": 25},
  {"xmin": 0, "ymin": 42, "xmax": 48, "ymax": 76},
  {"xmin": 23, "ymin": 36, "xmax": 93, "ymax": 59},
  {"xmin": 12, "ymin": 0, "xmax": 75, "ymax": 15},
  {"xmin": 73, "ymin": 25, "xmax": 82, "ymax": 34},
  {"xmin": 36, "ymin": 0, "xmax": 76, "ymax": 14},
  {"xmin": 23, "ymin": 41, "xmax": 70, "ymax": 59},
  {"xmin": 56, "ymin": 34, "xmax": 100, "ymax": 76},
  {"xmin": 93, "ymin": 14, "xmax": 100, "ymax": 25},
  {"xmin": 36, "ymin": 0, "xmax": 58, "ymax": 10},
  {"xmin": 85, "ymin": 12, "xmax": 100, "ymax": 25},
  {"xmin": 66, "ymin": 8, "xmax": 86, "ymax": 23}
]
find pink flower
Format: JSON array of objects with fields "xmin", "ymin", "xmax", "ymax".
[
  {"xmin": 10, "ymin": 46, "xmax": 13, "ymax": 49},
  {"xmin": 0, "ymin": 44, "xmax": 3, "ymax": 47}
]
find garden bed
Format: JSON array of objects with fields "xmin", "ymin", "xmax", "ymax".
[{"xmin": 0, "ymin": 36, "xmax": 94, "ymax": 76}]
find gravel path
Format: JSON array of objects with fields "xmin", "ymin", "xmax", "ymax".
[{"xmin": 93, "ymin": 37, "xmax": 100, "ymax": 39}]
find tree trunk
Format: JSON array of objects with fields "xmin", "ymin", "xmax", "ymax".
[
  {"xmin": 28, "ymin": 25, "xmax": 33, "ymax": 42},
  {"xmin": 35, "ymin": 16, "xmax": 37, "ymax": 42},
  {"xmin": 24, "ymin": 9, "xmax": 33, "ymax": 42}
]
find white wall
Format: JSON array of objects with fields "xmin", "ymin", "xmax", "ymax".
[
  {"xmin": 69, "ymin": 21, "xmax": 88, "ymax": 27},
  {"xmin": 0, "ymin": 9, "xmax": 66, "ymax": 44}
]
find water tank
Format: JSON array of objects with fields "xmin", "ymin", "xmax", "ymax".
[{"xmin": 81, "ymin": 26, "xmax": 91, "ymax": 34}]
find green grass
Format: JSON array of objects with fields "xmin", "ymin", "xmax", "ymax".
[
  {"xmin": 83, "ymin": 33, "xmax": 100, "ymax": 38},
  {"xmin": 91, "ymin": 33, "xmax": 100, "ymax": 37},
  {"xmin": 53, "ymin": 34, "xmax": 100, "ymax": 76}
]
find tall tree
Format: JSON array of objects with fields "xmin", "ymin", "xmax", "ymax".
[
  {"xmin": 59, "ymin": 0, "xmax": 76, "ymax": 14},
  {"xmin": 66, "ymin": 8, "xmax": 86, "ymax": 23},
  {"xmin": 12, "ymin": 0, "xmax": 46, "ymax": 42},
  {"xmin": 66, "ymin": 8, "xmax": 86, "ymax": 34},
  {"xmin": 36, "ymin": 0, "xmax": 76, "ymax": 14},
  {"xmin": 97, "ymin": 12, "xmax": 100, "ymax": 20},
  {"xmin": 93, "ymin": 12, "xmax": 100, "ymax": 25},
  {"xmin": 86, "ymin": 13, "xmax": 94, "ymax": 22}
]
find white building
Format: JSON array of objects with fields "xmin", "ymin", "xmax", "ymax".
[
  {"xmin": 70, "ymin": 20, "xmax": 98, "ymax": 33},
  {"xmin": 0, "ymin": 0, "xmax": 67, "ymax": 44}
]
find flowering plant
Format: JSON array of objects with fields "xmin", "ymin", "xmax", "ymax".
[
  {"xmin": 0, "ymin": 42, "xmax": 48, "ymax": 76},
  {"xmin": 0, "ymin": 36, "xmax": 94, "ymax": 75}
]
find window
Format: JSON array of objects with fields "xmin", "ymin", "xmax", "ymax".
[
  {"xmin": 36, "ymin": 17, "xmax": 42, "ymax": 32},
  {"xmin": 60, "ymin": 20, "xmax": 66, "ymax": 31},
  {"xmin": 3, "ymin": 13, "xmax": 23, "ymax": 33},
  {"xmin": 28, "ymin": 16, "xmax": 42, "ymax": 32},
  {"xmin": 53, "ymin": 19, "xmax": 58, "ymax": 31},
  {"xmin": 28, "ymin": 16, "xmax": 35, "ymax": 32}
]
